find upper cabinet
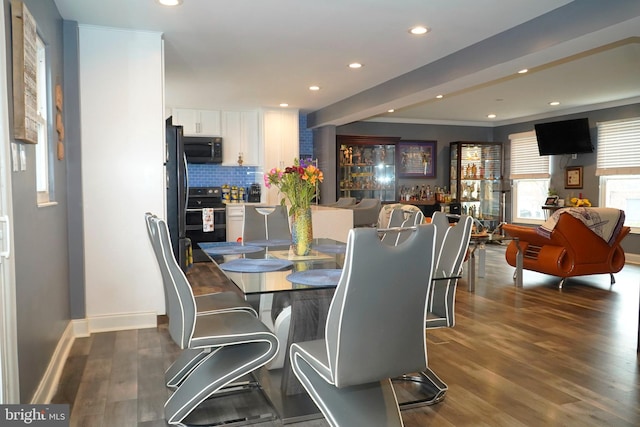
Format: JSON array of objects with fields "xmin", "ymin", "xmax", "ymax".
[
  {"xmin": 221, "ymin": 110, "xmax": 260, "ymax": 166},
  {"xmin": 262, "ymin": 108, "xmax": 300, "ymax": 204},
  {"xmin": 172, "ymin": 108, "xmax": 221, "ymax": 136}
]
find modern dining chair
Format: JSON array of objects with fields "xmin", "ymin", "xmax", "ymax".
[
  {"xmin": 428, "ymin": 214, "xmax": 473, "ymax": 329},
  {"xmin": 289, "ymin": 224, "xmax": 436, "ymax": 427},
  {"xmin": 144, "ymin": 213, "xmax": 257, "ymax": 317},
  {"xmin": 380, "ymin": 208, "xmax": 425, "ymax": 246},
  {"xmin": 145, "ymin": 215, "xmax": 279, "ymax": 425},
  {"xmin": 240, "ymin": 205, "xmax": 292, "ymax": 368},
  {"xmin": 397, "ymin": 213, "xmax": 473, "ymax": 406},
  {"xmin": 242, "ymin": 205, "xmax": 291, "ymax": 242}
]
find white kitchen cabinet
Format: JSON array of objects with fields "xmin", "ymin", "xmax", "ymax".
[
  {"xmin": 262, "ymin": 108, "xmax": 300, "ymax": 205},
  {"xmin": 221, "ymin": 110, "xmax": 260, "ymax": 166},
  {"xmin": 226, "ymin": 204, "xmax": 245, "ymax": 242},
  {"xmin": 172, "ymin": 108, "xmax": 221, "ymax": 136}
]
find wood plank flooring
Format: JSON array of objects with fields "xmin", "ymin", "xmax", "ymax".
[{"xmin": 52, "ymin": 244, "xmax": 640, "ymax": 426}]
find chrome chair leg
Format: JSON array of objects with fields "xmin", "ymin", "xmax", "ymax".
[{"xmin": 394, "ymin": 367, "xmax": 448, "ymax": 407}]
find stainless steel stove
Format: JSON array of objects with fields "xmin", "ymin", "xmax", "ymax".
[{"xmin": 186, "ymin": 187, "xmax": 226, "ymax": 261}]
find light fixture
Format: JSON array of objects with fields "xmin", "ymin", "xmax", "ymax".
[
  {"xmin": 309, "ymin": 85, "xmax": 320, "ymax": 91},
  {"xmin": 156, "ymin": 0, "xmax": 183, "ymax": 6},
  {"xmin": 518, "ymin": 68, "xmax": 528, "ymax": 74},
  {"xmin": 348, "ymin": 62, "xmax": 363, "ymax": 69},
  {"xmin": 409, "ymin": 26, "xmax": 430, "ymax": 35},
  {"xmin": 279, "ymin": 103, "xmax": 289, "ymax": 107},
  {"xmin": 436, "ymin": 94, "xmax": 444, "ymax": 99},
  {"xmin": 487, "ymin": 114, "xmax": 497, "ymax": 119},
  {"xmin": 387, "ymin": 109, "xmax": 395, "ymax": 113},
  {"xmin": 549, "ymin": 101, "xmax": 560, "ymax": 106}
]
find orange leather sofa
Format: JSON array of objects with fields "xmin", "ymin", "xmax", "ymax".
[{"xmin": 502, "ymin": 211, "xmax": 630, "ymax": 288}]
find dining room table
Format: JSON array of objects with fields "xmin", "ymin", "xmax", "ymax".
[
  {"xmin": 199, "ymin": 232, "xmax": 456, "ymax": 423},
  {"xmin": 199, "ymin": 237, "xmax": 348, "ymax": 424}
]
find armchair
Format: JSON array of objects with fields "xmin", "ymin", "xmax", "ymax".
[
  {"xmin": 502, "ymin": 207, "xmax": 630, "ymax": 288},
  {"xmin": 327, "ymin": 197, "xmax": 356, "ymax": 208},
  {"xmin": 348, "ymin": 198, "xmax": 382, "ymax": 227}
]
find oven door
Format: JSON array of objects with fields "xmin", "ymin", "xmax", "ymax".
[{"xmin": 185, "ymin": 207, "xmax": 226, "ymax": 243}]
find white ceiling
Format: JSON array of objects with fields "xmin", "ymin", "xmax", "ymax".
[{"xmin": 53, "ymin": 0, "xmax": 640, "ymax": 128}]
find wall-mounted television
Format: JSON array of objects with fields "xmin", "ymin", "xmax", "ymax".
[{"xmin": 534, "ymin": 118, "xmax": 593, "ymax": 156}]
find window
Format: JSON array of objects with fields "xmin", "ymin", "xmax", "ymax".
[
  {"xmin": 597, "ymin": 117, "xmax": 640, "ymax": 232},
  {"xmin": 510, "ymin": 131, "xmax": 550, "ymax": 223},
  {"xmin": 35, "ymin": 35, "xmax": 52, "ymax": 205}
]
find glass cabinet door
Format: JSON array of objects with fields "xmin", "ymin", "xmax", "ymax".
[
  {"xmin": 449, "ymin": 141, "xmax": 503, "ymax": 227},
  {"xmin": 337, "ymin": 136, "xmax": 400, "ymax": 202}
]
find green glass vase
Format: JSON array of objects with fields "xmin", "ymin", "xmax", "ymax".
[{"xmin": 291, "ymin": 207, "xmax": 313, "ymax": 256}]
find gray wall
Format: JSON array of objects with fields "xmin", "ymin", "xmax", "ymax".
[
  {"xmin": 62, "ymin": 20, "xmax": 84, "ymax": 320},
  {"xmin": 4, "ymin": 0, "xmax": 71, "ymax": 401},
  {"xmin": 494, "ymin": 103, "xmax": 640, "ymax": 255}
]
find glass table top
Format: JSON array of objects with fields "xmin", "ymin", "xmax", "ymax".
[{"xmin": 200, "ymin": 238, "xmax": 346, "ymax": 295}]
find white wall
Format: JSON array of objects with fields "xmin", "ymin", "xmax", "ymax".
[{"xmin": 78, "ymin": 26, "xmax": 165, "ymax": 327}]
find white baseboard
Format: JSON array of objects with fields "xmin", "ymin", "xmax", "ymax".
[
  {"xmin": 87, "ymin": 312, "xmax": 157, "ymax": 333},
  {"xmin": 33, "ymin": 313, "xmax": 158, "ymax": 404},
  {"xmin": 31, "ymin": 321, "xmax": 75, "ymax": 404}
]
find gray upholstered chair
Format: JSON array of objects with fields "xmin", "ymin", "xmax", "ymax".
[
  {"xmin": 240, "ymin": 205, "xmax": 292, "ymax": 368},
  {"xmin": 145, "ymin": 214, "xmax": 279, "ymax": 425},
  {"xmin": 144, "ymin": 213, "xmax": 257, "ymax": 317},
  {"xmin": 289, "ymin": 224, "xmax": 436, "ymax": 427},
  {"xmin": 349, "ymin": 198, "xmax": 382, "ymax": 227},
  {"xmin": 242, "ymin": 205, "xmax": 291, "ymax": 243},
  {"xmin": 427, "ymin": 213, "xmax": 473, "ymax": 329},
  {"xmin": 397, "ymin": 212, "xmax": 473, "ymax": 406},
  {"xmin": 380, "ymin": 208, "xmax": 425, "ymax": 246},
  {"xmin": 328, "ymin": 197, "xmax": 356, "ymax": 208}
]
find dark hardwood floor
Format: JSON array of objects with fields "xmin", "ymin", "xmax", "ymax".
[{"xmin": 52, "ymin": 245, "xmax": 640, "ymax": 426}]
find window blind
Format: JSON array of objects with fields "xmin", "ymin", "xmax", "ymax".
[
  {"xmin": 509, "ymin": 131, "xmax": 549, "ymax": 179},
  {"xmin": 596, "ymin": 118, "xmax": 640, "ymax": 176}
]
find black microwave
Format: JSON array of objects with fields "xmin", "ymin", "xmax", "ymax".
[{"xmin": 183, "ymin": 136, "xmax": 223, "ymax": 164}]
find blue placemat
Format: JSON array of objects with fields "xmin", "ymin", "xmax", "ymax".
[
  {"xmin": 286, "ymin": 269, "xmax": 342, "ymax": 287},
  {"xmin": 312, "ymin": 243, "xmax": 347, "ymax": 254},
  {"xmin": 199, "ymin": 242, "xmax": 264, "ymax": 256},
  {"xmin": 220, "ymin": 258, "xmax": 294, "ymax": 273},
  {"xmin": 244, "ymin": 239, "xmax": 292, "ymax": 247}
]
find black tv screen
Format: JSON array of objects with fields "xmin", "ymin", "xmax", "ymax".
[{"xmin": 534, "ymin": 118, "xmax": 593, "ymax": 155}]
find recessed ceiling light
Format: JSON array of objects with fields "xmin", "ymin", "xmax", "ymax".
[
  {"xmin": 156, "ymin": 0, "xmax": 183, "ymax": 6},
  {"xmin": 487, "ymin": 114, "xmax": 497, "ymax": 119},
  {"xmin": 436, "ymin": 94, "xmax": 444, "ymax": 99},
  {"xmin": 518, "ymin": 69, "xmax": 528, "ymax": 74},
  {"xmin": 549, "ymin": 101, "xmax": 560, "ymax": 106},
  {"xmin": 348, "ymin": 63, "xmax": 363, "ymax": 69},
  {"xmin": 409, "ymin": 26, "xmax": 430, "ymax": 35},
  {"xmin": 279, "ymin": 103, "xmax": 289, "ymax": 107},
  {"xmin": 387, "ymin": 109, "xmax": 395, "ymax": 113},
  {"xmin": 309, "ymin": 85, "xmax": 320, "ymax": 91}
]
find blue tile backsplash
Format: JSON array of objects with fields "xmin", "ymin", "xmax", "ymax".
[
  {"xmin": 186, "ymin": 163, "xmax": 261, "ymax": 188},
  {"xmin": 187, "ymin": 113, "xmax": 315, "ymax": 189}
]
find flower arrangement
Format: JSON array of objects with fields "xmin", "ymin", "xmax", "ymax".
[
  {"xmin": 264, "ymin": 158, "xmax": 324, "ymax": 213},
  {"xmin": 570, "ymin": 197, "xmax": 592, "ymax": 207}
]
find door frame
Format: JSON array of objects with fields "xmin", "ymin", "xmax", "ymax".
[{"xmin": 0, "ymin": 3, "xmax": 20, "ymax": 403}]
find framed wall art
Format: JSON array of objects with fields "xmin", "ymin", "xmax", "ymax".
[
  {"xmin": 565, "ymin": 166, "xmax": 583, "ymax": 189},
  {"xmin": 11, "ymin": 0, "xmax": 38, "ymax": 144},
  {"xmin": 397, "ymin": 140, "xmax": 437, "ymax": 178}
]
